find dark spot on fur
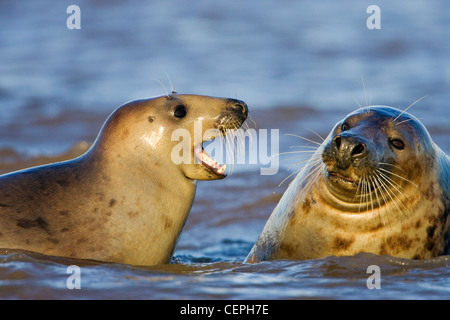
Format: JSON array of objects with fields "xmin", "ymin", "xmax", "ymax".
[
  {"xmin": 59, "ymin": 210, "xmax": 69, "ymax": 216},
  {"xmin": 60, "ymin": 228, "xmax": 69, "ymax": 232},
  {"xmin": 47, "ymin": 237, "xmax": 59, "ymax": 244},
  {"xmin": 109, "ymin": 199, "xmax": 117, "ymax": 207},
  {"xmin": 96, "ymin": 193, "xmax": 105, "ymax": 201},
  {"xmin": 0, "ymin": 203, "xmax": 9, "ymax": 208},
  {"xmin": 332, "ymin": 236, "xmax": 354, "ymax": 250},
  {"xmin": 76, "ymin": 238, "xmax": 87, "ymax": 244},
  {"xmin": 127, "ymin": 211, "xmax": 139, "ymax": 218},
  {"xmin": 288, "ymin": 212, "xmax": 297, "ymax": 227},
  {"xmin": 164, "ymin": 217, "xmax": 173, "ymax": 230},
  {"xmin": 368, "ymin": 222, "xmax": 384, "ymax": 232},
  {"xmin": 415, "ymin": 220, "xmax": 422, "ymax": 229},
  {"xmin": 279, "ymin": 242, "xmax": 296, "ymax": 256},
  {"xmin": 426, "ymin": 240, "xmax": 435, "ymax": 251},
  {"xmin": 301, "ymin": 199, "xmax": 311, "ymax": 215},
  {"xmin": 122, "ymin": 128, "xmax": 130, "ymax": 139},
  {"xmin": 384, "ymin": 235, "xmax": 413, "ymax": 253},
  {"xmin": 427, "ymin": 225, "xmax": 436, "ymax": 238},
  {"xmin": 17, "ymin": 217, "xmax": 49, "ymax": 233},
  {"xmin": 36, "ymin": 217, "xmax": 49, "ymax": 231}
]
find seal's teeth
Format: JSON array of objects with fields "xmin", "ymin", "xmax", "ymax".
[{"xmin": 194, "ymin": 144, "xmax": 226, "ymax": 175}]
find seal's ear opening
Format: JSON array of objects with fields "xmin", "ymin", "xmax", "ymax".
[{"xmin": 148, "ymin": 116, "xmax": 154, "ymax": 123}]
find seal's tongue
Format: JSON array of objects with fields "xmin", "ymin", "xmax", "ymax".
[{"xmin": 194, "ymin": 144, "xmax": 226, "ymax": 175}]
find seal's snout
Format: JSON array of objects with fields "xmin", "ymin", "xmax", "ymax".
[
  {"xmin": 216, "ymin": 99, "xmax": 248, "ymax": 132},
  {"xmin": 327, "ymin": 134, "xmax": 370, "ymax": 170}
]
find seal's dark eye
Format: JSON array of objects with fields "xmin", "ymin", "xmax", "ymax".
[
  {"xmin": 390, "ymin": 139, "xmax": 405, "ymax": 150},
  {"xmin": 341, "ymin": 123, "xmax": 350, "ymax": 131},
  {"xmin": 173, "ymin": 105, "xmax": 187, "ymax": 118}
]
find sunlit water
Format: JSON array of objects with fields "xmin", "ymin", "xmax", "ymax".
[{"xmin": 0, "ymin": 0, "xmax": 449, "ymax": 299}]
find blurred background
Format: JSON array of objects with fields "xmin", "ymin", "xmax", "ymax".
[{"xmin": 0, "ymin": 0, "xmax": 449, "ymax": 299}]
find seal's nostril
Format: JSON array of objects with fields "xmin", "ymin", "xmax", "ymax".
[
  {"xmin": 228, "ymin": 99, "xmax": 248, "ymax": 116},
  {"xmin": 235, "ymin": 101, "xmax": 248, "ymax": 116},
  {"xmin": 351, "ymin": 143, "xmax": 366, "ymax": 158},
  {"xmin": 333, "ymin": 136, "xmax": 342, "ymax": 150},
  {"xmin": 240, "ymin": 102, "xmax": 248, "ymax": 115}
]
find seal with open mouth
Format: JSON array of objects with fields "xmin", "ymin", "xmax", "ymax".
[
  {"xmin": 0, "ymin": 94, "xmax": 247, "ymax": 266},
  {"xmin": 246, "ymin": 106, "xmax": 449, "ymax": 262}
]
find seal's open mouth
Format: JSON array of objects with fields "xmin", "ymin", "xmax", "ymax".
[{"xmin": 194, "ymin": 141, "xmax": 226, "ymax": 176}]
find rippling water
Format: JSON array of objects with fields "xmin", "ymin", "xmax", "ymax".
[{"xmin": 1, "ymin": 0, "xmax": 449, "ymax": 299}]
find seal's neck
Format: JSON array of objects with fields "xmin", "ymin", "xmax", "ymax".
[{"xmin": 77, "ymin": 145, "xmax": 197, "ymax": 265}]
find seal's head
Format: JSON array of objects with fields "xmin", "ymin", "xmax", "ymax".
[
  {"xmin": 246, "ymin": 105, "xmax": 449, "ymax": 262},
  {"xmin": 90, "ymin": 94, "xmax": 248, "ymax": 181},
  {"xmin": 321, "ymin": 106, "xmax": 436, "ymax": 211}
]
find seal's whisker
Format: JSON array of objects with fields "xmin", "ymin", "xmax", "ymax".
[
  {"xmin": 163, "ymin": 71, "xmax": 176, "ymax": 94},
  {"xmin": 151, "ymin": 78, "xmax": 170, "ymax": 97},
  {"xmin": 372, "ymin": 173, "xmax": 394, "ymax": 227},
  {"xmin": 354, "ymin": 97, "xmax": 362, "ymax": 110},
  {"xmin": 236, "ymin": 121, "xmax": 251, "ymax": 148},
  {"xmin": 354, "ymin": 175, "xmax": 365, "ymax": 212},
  {"xmin": 278, "ymin": 167, "xmax": 303, "ymax": 187},
  {"xmin": 230, "ymin": 124, "xmax": 245, "ymax": 155},
  {"xmin": 356, "ymin": 175, "xmax": 363, "ymax": 212},
  {"xmin": 305, "ymin": 128, "xmax": 325, "ymax": 142},
  {"xmin": 278, "ymin": 156, "xmax": 322, "ymax": 187},
  {"xmin": 279, "ymin": 154, "xmax": 316, "ymax": 164},
  {"xmin": 224, "ymin": 127, "xmax": 240, "ymax": 176},
  {"xmin": 289, "ymin": 145, "xmax": 321, "ymax": 150},
  {"xmin": 276, "ymin": 150, "xmax": 318, "ymax": 157},
  {"xmin": 274, "ymin": 147, "xmax": 318, "ymax": 162},
  {"xmin": 395, "ymin": 118, "xmax": 417, "ymax": 126},
  {"xmin": 375, "ymin": 171, "xmax": 408, "ymax": 219},
  {"xmin": 379, "ymin": 168, "xmax": 418, "ymax": 187},
  {"xmin": 303, "ymin": 162, "xmax": 325, "ymax": 197},
  {"xmin": 245, "ymin": 115, "xmax": 257, "ymax": 130},
  {"xmin": 286, "ymin": 156, "xmax": 322, "ymax": 170},
  {"xmin": 298, "ymin": 161, "xmax": 325, "ymax": 196},
  {"xmin": 377, "ymin": 170, "xmax": 407, "ymax": 195},
  {"xmin": 379, "ymin": 162, "xmax": 406, "ymax": 173},
  {"xmin": 361, "ymin": 74, "xmax": 370, "ymax": 110},
  {"xmin": 285, "ymin": 133, "xmax": 322, "ymax": 146},
  {"xmin": 377, "ymin": 171, "xmax": 410, "ymax": 219},
  {"xmin": 362, "ymin": 176, "xmax": 370, "ymax": 213},
  {"xmin": 223, "ymin": 134, "xmax": 234, "ymax": 176},
  {"xmin": 394, "ymin": 95, "xmax": 428, "ymax": 122},
  {"xmin": 364, "ymin": 177, "xmax": 371, "ymax": 213},
  {"xmin": 370, "ymin": 175, "xmax": 388, "ymax": 226}
]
